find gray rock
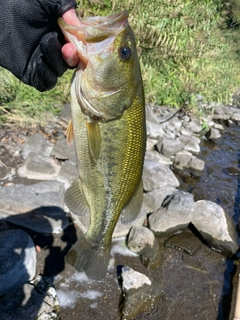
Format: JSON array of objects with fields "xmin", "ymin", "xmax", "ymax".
[
  {"xmin": 119, "ymin": 266, "xmax": 162, "ymax": 320},
  {"xmin": 191, "ymin": 200, "xmax": 238, "ymax": 256},
  {"xmin": 143, "ymin": 186, "xmax": 178, "ymax": 213},
  {"xmin": 0, "ymin": 275, "xmax": 60, "ymax": 320},
  {"xmin": 145, "ymin": 149, "xmax": 172, "ymax": 166},
  {"xmin": 213, "ymin": 122, "xmax": 224, "ymax": 131},
  {"xmin": 173, "ymin": 151, "xmax": 204, "ymax": 177},
  {"xmin": 161, "ymin": 137, "xmax": 184, "ymax": 158},
  {"xmin": 18, "ymin": 153, "xmax": 61, "ymax": 180},
  {"xmin": 146, "ymin": 139, "xmax": 158, "ymax": 151},
  {"xmin": 0, "ymin": 229, "xmax": 36, "ymax": 296},
  {"xmin": 0, "ymin": 181, "xmax": 68, "ymax": 233},
  {"xmin": 57, "ymin": 160, "xmax": 78, "ymax": 189},
  {"xmin": 180, "ymin": 128, "xmax": 192, "ymax": 136},
  {"xmin": 51, "ymin": 139, "xmax": 76, "ymax": 160},
  {"xmin": 183, "ymin": 117, "xmax": 202, "ymax": 133},
  {"xmin": 127, "ymin": 226, "xmax": 163, "ymax": 268},
  {"xmin": 59, "ymin": 103, "xmax": 71, "ymax": 119},
  {"xmin": 178, "ymin": 135, "xmax": 200, "ymax": 154},
  {"xmin": 22, "ymin": 133, "xmax": 53, "ymax": 159},
  {"xmin": 148, "ymin": 191, "xmax": 194, "ymax": 235},
  {"xmin": 143, "ymin": 160, "xmax": 179, "ymax": 192},
  {"xmin": 145, "ymin": 105, "xmax": 164, "ymax": 139},
  {"xmin": 206, "ymin": 128, "xmax": 221, "ymax": 140}
]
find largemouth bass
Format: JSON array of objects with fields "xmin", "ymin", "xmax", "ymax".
[{"xmin": 58, "ymin": 11, "xmax": 146, "ymax": 280}]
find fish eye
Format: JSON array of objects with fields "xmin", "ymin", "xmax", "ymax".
[{"xmin": 119, "ymin": 46, "xmax": 132, "ymax": 60}]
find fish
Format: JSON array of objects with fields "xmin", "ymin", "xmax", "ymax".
[{"xmin": 58, "ymin": 11, "xmax": 146, "ymax": 280}]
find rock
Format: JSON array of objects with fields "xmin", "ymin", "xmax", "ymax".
[
  {"xmin": 7, "ymin": 207, "xmax": 69, "ymax": 234},
  {"xmin": 0, "ymin": 229, "xmax": 36, "ymax": 296},
  {"xmin": 127, "ymin": 226, "xmax": 163, "ymax": 268},
  {"xmin": 183, "ymin": 117, "xmax": 202, "ymax": 133},
  {"xmin": 145, "ymin": 105, "xmax": 165, "ymax": 139},
  {"xmin": 164, "ymin": 231, "xmax": 202, "ymax": 256},
  {"xmin": 0, "ymin": 181, "xmax": 69, "ymax": 233},
  {"xmin": 18, "ymin": 153, "xmax": 61, "ymax": 180},
  {"xmin": 161, "ymin": 137, "xmax": 184, "ymax": 158},
  {"xmin": 119, "ymin": 266, "xmax": 162, "ymax": 320},
  {"xmin": 143, "ymin": 186, "xmax": 178, "ymax": 213},
  {"xmin": 57, "ymin": 160, "xmax": 78, "ymax": 189},
  {"xmin": 145, "ymin": 150, "xmax": 172, "ymax": 166},
  {"xmin": 178, "ymin": 135, "xmax": 200, "ymax": 154},
  {"xmin": 59, "ymin": 103, "xmax": 71, "ymax": 119},
  {"xmin": 0, "ymin": 275, "xmax": 60, "ymax": 320},
  {"xmin": 191, "ymin": 200, "xmax": 238, "ymax": 256},
  {"xmin": 206, "ymin": 128, "xmax": 221, "ymax": 140},
  {"xmin": 51, "ymin": 139, "xmax": 76, "ymax": 160},
  {"xmin": 148, "ymin": 191, "xmax": 194, "ymax": 235},
  {"xmin": 146, "ymin": 139, "xmax": 158, "ymax": 151},
  {"xmin": 143, "ymin": 160, "xmax": 179, "ymax": 192},
  {"xmin": 22, "ymin": 133, "xmax": 52, "ymax": 159},
  {"xmin": 173, "ymin": 151, "xmax": 205, "ymax": 177}
]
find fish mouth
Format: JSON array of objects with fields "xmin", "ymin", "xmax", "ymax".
[{"xmin": 58, "ymin": 11, "xmax": 129, "ymax": 63}]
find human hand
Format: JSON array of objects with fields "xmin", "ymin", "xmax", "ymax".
[
  {"xmin": 0, "ymin": 0, "xmax": 77, "ymax": 92},
  {"xmin": 61, "ymin": 9, "xmax": 80, "ymax": 67}
]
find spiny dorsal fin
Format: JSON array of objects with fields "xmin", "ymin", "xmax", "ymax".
[
  {"xmin": 86, "ymin": 120, "xmax": 101, "ymax": 162},
  {"xmin": 121, "ymin": 179, "xmax": 143, "ymax": 224},
  {"xmin": 65, "ymin": 119, "xmax": 74, "ymax": 146},
  {"xmin": 64, "ymin": 179, "xmax": 89, "ymax": 216}
]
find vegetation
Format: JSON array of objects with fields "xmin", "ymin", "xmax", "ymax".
[{"xmin": 1, "ymin": 0, "xmax": 240, "ymax": 124}]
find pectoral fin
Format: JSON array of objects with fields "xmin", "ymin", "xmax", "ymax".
[
  {"xmin": 64, "ymin": 179, "xmax": 89, "ymax": 216},
  {"xmin": 65, "ymin": 119, "xmax": 74, "ymax": 146},
  {"xmin": 121, "ymin": 179, "xmax": 143, "ymax": 224},
  {"xmin": 86, "ymin": 120, "xmax": 101, "ymax": 162}
]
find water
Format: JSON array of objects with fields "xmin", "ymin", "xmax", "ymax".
[{"xmin": 178, "ymin": 122, "xmax": 240, "ymax": 319}]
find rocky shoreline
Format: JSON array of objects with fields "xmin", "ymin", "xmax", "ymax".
[{"xmin": 0, "ymin": 103, "xmax": 240, "ymax": 319}]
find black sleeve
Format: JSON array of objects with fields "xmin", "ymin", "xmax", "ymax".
[{"xmin": 0, "ymin": 0, "xmax": 76, "ymax": 91}]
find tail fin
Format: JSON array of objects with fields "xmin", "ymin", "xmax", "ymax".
[{"xmin": 66, "ymin": 236, "xmax": 110, "ymax": 280}]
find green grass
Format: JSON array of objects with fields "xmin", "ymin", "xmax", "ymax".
[{"xmin": 1, "ymin": 0, "xmax": 240, "ymax": 125}]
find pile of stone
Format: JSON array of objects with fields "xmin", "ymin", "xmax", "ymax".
[{"xmin": 0, "ymin": 103, "xmax": 239, "ymax": 319}]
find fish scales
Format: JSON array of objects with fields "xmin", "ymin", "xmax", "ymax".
[{"xmin": 58, "ymin": 11, "xmax": 146, "ymax": 280}]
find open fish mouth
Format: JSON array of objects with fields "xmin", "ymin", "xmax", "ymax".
[{"xmin": 58, "ymin": 11, "xmax": 129, "ymax": 63}]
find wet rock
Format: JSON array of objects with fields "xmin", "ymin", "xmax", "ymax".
[
  {"xmin": 18, "ymin": 153, "xmax": 61, "ymax": 180},
  {"xmin": 0, "ymin": 181, "xmax": 68, "ymax": 233},
  {"xmin": 0, "ymin": 229, "xmax": 36, "ymax": 296},
  {"xmin": 148, "ymin": 191, "xmax": 194, "ymax": 235},
  {"xmin": 161, "ymin": 137, "xmax": 184, "ymax": 157},
  {"xmin": 119, "ymin": 266, "xmax": 162, "ymax": 320},
  {"xmin": 191, "ymin": 200, "xmax": 238, "ymax": 256},
  {"xmin": 57, "ymin": 160, "xmax": 78, "ymax": 189},
  {"xmin": 127, "ymin": 226, "xmax": 163, "ymax": 268},
  {"xmin": 22, "ymin": 133, "xmax": 52, "ymax": 159},
  {"xmin": 0, "ymin": 275, "xmax": 60, "ymax": 320},
  {"xmin": 51, "ymin": 139, "xmax": 76, "ymax": 160},
  {"xmin": 178, "ymin": 135, "xmax": 200, "ymax": 154},
  {"xmin": 164, "ymin": 231, "xmax": 202, "ymax": 256},
  {"xmin": 143, "ymin": 160, "xmax": 179, "ymax": 192},
  {"xmin": 206, "ymin": 128, "xmax": 221, "ymax": 140}
]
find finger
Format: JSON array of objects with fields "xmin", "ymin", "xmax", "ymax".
[
  {"xmin": 62, "ymin": 9, "xmax": 81, "ymax": 26},
  {"xmin": 62, "ymin": 43, "xmax": 79, "ymax": 66}
]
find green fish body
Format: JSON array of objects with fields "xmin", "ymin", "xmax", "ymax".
[{"xmin": 58, "ymin": 11, "xmax": 146, "ymax": 280}]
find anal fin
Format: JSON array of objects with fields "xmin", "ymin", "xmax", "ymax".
[
  {"xmin": 64, "ymin": 179, "xmax": 89, "ymax": 216},
  {"xmin": 121, "ymin": 179, "xmax": 143, "ymax": 224}
]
